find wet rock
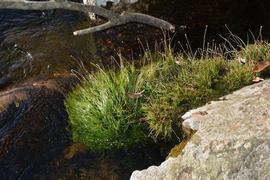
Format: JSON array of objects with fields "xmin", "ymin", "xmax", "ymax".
[
  {"xmin": 131, "ymin": 79, "xmax": 270, "ymax": 179},
  {"xmin": 0, "ymin": 73, "xmax": 78, "ymax": 179}
]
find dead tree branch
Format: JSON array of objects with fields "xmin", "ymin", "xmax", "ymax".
[{"xmin": 0, "ymin": 0, "xmax": 175, "ymax": 35}]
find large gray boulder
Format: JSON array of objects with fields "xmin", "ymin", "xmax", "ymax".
[{"xmin": 131, "ymin": 79, "xmax": 270, "ymax": 179}]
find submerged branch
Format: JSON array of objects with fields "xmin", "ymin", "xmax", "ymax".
[{"xmin": 0, "ymin": 0, "xmax": 175, "ymax": 35}]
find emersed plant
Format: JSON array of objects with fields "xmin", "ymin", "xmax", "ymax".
[
  {"xmin": 142, "ymin": 56, "xmax": 253, "ymax": 139},
  {"xmin": 65, "ymin": 66, "xmax": 149, "ymax": 152},
  {"xmin": 65, "ymin": 40, "xmax": 268, "ymax": 152}
]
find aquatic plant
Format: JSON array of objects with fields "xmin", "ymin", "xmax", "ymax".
[
  {"xmin": 141, "ymin": 54, "xmax": 253, "ymax": 139},
  {"xmin": 65, "ymin": 66, "xmax": 149, "ymax": 152},
  {"xmin": 65, "ymin": 40, "xmax": 270, "ymax": 151}
]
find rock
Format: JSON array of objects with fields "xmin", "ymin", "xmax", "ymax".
[
  {"xmin": 0, "ymin": 73, "xmax": 78, "ymax": 179},
  {"xmin": 131, "ymin": 79, "xmax": 270, "ymax": 179}
]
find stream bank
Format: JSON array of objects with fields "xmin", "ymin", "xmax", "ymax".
[{"xmin": 131, "ymin": 79, "xmax": 270, "ymax": 179}]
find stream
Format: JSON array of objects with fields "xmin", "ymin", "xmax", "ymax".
[
  {"xmin": 0, "ymin": 5, "xmax": 166, "ymax": 180},
  {"xmin": 0, "ymin": 6, "xmax": 159, "ymax": 90},
  {"xmin": 0, "ymin": 9, "xmax": 92, "ymax": 88},
  {"xmin": 1, "ymin": 0, "xmax": 270, "ymax": 179}
]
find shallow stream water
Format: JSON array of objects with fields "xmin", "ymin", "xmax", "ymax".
[
  {"xmin": 1, "ymin": 0, "xmax": 270, "ymax": 179},
  {"xmin": 0, "ymin": 9, "xmax": 93, "ymax": 87},
  {"xmin": 0, "ymin": 5, "xmax": 167, "ymax": 180}
]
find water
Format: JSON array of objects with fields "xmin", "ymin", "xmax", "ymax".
[
  {"xmin": 0, "ymin": 6, "xmax": 166, "ymax": 180},
  {"xmin": 0, "ymin": 6, "xmax": 164, "ymax": 90},
  {"xmin": 0, "ymin": 9, "xmax": 98, "ymax": 87}
]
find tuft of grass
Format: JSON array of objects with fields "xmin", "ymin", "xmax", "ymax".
[
  {"xmin": 236, "ymin": 41, "xmax": 270, "ymax": 63},
  {"xmin": 65, "ymin": 66, "xmax": 149, "ymax": 152},
  {"xmin": 65, "ymin": 40, "xmax": 270, "ymax": 152},
  {"xmin": 141, "ymin": 55, "xmax": 253, "ymax": 139}
]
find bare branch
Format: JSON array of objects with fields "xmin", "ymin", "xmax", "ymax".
[
  {"xmin": 73, "ymin": 21, "xmax": 116, "ymax": 35},
  {"xmin": 0, "ymin": 0, "xmax": 175, "ymax": 35}
]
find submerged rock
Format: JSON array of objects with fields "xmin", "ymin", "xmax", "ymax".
[
  {"xmin": 0, "ymin": 74, "xmax": 78, "ymax": 179},
  {"xmin": 0, "ymin": 73, "xmax": 165, "ymax": 179},
  {"xmin": 131, "ymin": 79, "xmax": 270, "ymax": 179}
]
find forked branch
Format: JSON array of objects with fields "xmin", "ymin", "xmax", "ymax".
[{"xmin": 0, "ymin": 0, "xmax": 175, "ymax": 35}]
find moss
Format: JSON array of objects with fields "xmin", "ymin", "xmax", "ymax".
[
  {"xmin": 65, "ymin": 41, "xmax": 269, "ymax": 152},
  {"xmin": 167, "ymin": 127, "xmax": 196, "ymax": 158}
]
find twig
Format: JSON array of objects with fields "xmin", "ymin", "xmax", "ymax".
[{"xmin": 0, "ymin": 0, "xmax": 175, "ymax": 35}]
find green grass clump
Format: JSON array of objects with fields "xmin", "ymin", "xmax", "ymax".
[
  {"xmin": 65, "ymin": 41, "xmax": 270, "ymax": 152},
  {"xmin": 142, "ymin": 57, "xmax": 253, "ymax": 139},
  {"xmin": 65, "ymin": 66, "xmax": 149, "ymax": 152},
  {"xmin": 237, "ymin": 41, "xmax": 270, "ymax": 62}
]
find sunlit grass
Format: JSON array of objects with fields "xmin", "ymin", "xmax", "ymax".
[
  {"xmin": 65, "ymin": 38, "xmax": 270, "ymax": 152},
  {"xmin": 65, "ymin": 66, "xmax": 149, "ymax": 152},
  {"xmin": 141, "ymin": 54, "xmax": 253, "ymax": 139}
]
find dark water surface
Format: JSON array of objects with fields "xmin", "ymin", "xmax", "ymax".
[
  {"xmin": 0, "ymin": 8, "xmax": 157, "ymax": 90},
  {"xmin": 0, "ymin": 8, "xmax": 167, "ymax": 180},
  {"xmin": 0, "ymin": 9, "xmax": 93, "ymax": 87}
]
